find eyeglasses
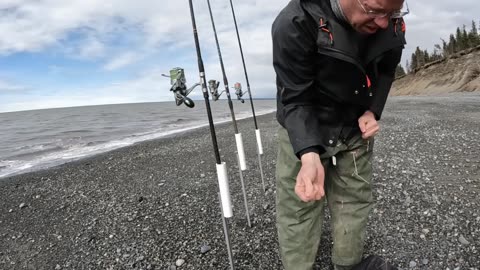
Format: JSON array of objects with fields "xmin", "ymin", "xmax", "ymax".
[{"xmin": 357, "ymin": 0, "xmax": 410, "ymax": 19}]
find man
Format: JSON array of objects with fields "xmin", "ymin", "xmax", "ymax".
[{"xmin": 272, "ymin": 0, "xmax": 407, "ymax": 269}]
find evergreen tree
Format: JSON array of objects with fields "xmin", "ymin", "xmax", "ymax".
[
  {"xmin": 424, "ymin": 50, "xmax": 430, "ymax": 63},
  {"xmin": 410, "ymin": 52, "xmax": 417, "ymax": 71},
  {"xmin": 455, "ymin": 27, "xmax": 464, "ymax": 51},
  {"xmin": 462, "ymin": 24, "xmax": 470, "ymax": 49},
  {"xmin": 415, "ymin": 46, "xmax": 425, "ymax": 67},
  {"xmin": 434, "ymin": 44, "xmax": 443, "ymax": 59},
  {"xmin": 440, "ymin": 38, "xmax": 449, "ymax": 56},
  {"xmin": 469, "ymin": 20, "xmax": 479, "ymax": 46},
  {"xmin": 395, "ymin": 64, "xmax": 406, "ymax": 77},
  {"xmin": 449, "ymin": 34, "xmax": 457, "ymax": 54}
]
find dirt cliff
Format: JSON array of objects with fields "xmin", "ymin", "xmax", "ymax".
[{"xmin": 391, "ymin": 46, "xmax": 480, "ymax": 96}]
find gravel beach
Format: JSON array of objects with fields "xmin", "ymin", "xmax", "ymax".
[{"xmin": 1, "ymin": 93, "xmax": 479, "ymax": 270}]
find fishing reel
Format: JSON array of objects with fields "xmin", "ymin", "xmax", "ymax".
[
  {"xmin": 234, "ymin": 82, "xmax": 245, "ymax": 103},
  {"xmin": 208, "ymin": 80, "xmax": 224, "ymax": 101},
  {"xmin": 162, "ymin": 67, "xmax": 199, "ymax": 108}
]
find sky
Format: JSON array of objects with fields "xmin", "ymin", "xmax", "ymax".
[{"xmin": 0, "ymin": 0, "xmax": 478, "ymax": 113}]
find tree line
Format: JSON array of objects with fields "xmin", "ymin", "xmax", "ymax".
[{"xmin": 395, "ymin": 20, "xmax": 480, "ymax": 77}]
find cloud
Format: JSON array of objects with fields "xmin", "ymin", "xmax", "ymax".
[
  {"xmin": 103, "ymin": 52, "xmax": 141, "ymax": 71},
  {"xmin": 0, "ymin": 79, "xmax": 27, "ymax": 92}
]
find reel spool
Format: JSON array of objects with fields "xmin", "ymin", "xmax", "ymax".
[
  {"xmin": 162, "ymin": 67, "xmax": 199, "ymax": 108},
  {"xmin": 208, "ymin": 79, "xmax": 224, "ymax": 101}
]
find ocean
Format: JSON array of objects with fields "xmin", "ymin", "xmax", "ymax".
[{"xmin": 0, "ymin": 99, "xmax": 276, "ymax": 179}]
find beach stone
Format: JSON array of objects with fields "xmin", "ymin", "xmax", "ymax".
[
  {"xmin": 176, "ymin": 259, "xmax": 185, "ymax": 267},
  {"xmin": 409, "ymin": 261, "xmax": 417, "ymax": 268},
  {"xmin": 459, "ymin": 235, "xmax": 470, "ymax": 245},
  {"xmin": 200, "ymin": 244, "xmax": 211, "ymax": 254},
  {"xmin": 200, "ymin": 174, "xmax": 205, "ymax": 178},
  {"xmin": 19, "ymin": 203, "xmax": 26, "ymax": 208}
]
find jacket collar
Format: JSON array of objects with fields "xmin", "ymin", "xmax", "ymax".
[{"xmin": 300, "ymin": 0, "xmax": 406, "ymax": 65}]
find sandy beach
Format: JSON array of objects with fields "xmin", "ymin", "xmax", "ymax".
[{"xmin": 1, "ymin": 93, "xmax": 479, "ymax": 270}]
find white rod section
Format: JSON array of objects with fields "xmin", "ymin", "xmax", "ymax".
[
  {"xmin": 216, "ymin": 162, "xmax": 233, "ymax": 218},
  {"xmin": 255, "ymin": 129, "xmax": 263, "ymax": 155},
  {"xmin": 235, "ymin": 133, "xmax": 247, "ymax": 171}
]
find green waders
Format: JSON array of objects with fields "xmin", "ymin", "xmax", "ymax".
[{"xmin": 276, "ymin": 127, "xmax": 374, "ymax": 270}]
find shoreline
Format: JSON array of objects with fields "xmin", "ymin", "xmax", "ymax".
[{"xmin": 0, "ymin": 109, "xmax": 276, "ymax": 181}]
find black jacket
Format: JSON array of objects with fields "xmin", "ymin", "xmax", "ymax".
[{"xmin": 272, "ymin": 0, "xmax": 406, "ymax": 157}]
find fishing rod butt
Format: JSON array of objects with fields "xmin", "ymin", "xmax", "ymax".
[
  {"xmin": 216, "ymin": 162, "xmax": 233, "ymax": 218},
  {"xmin": 234, "ymin": 133, "xmax": 247, "ymax": 171},
  {"xmin": 255, "ymin": 129, "xmax": 263, "ymax": 155}
]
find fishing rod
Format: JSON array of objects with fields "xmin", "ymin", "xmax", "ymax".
[
  {"xmin": 188, "ymin": 0, "xmax": 235, "ymax": 269},
  {"xmin": 206, "ymin": 0, "xmax": 251, "ymax": 228},
  {"xmin": 228, "ymin": 0, "xmax": 266, "ymax": 192}
]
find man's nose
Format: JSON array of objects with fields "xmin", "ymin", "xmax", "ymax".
[{"xmin": 374, "ymin": 16, "xmax": 389, "ymax": 29}]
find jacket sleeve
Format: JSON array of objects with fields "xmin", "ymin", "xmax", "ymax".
[
  {"xmin": 369, "ymin": 46, "xmax": 403, "ymax": 120},
  {"xmin": 272, "ymin": 13, "xmax": 328, "ymax": 157}
]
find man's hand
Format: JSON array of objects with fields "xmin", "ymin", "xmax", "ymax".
[
  {"xmin": 358, "ymin": 110, "xmax": 379, "ymax": 139},
  {"xmin": 296, "ymin": 152, "xmax": 325, "ymax": 202}
]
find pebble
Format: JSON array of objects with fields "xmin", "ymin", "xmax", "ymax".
[
  {"xmin": 263, "ymin": 203, "xmax": 270, "ymax": 210},
  {"xmin": 200, "ymin": 174, "xmax": 205, "ymax": 178},
  {"xmin": 200, "ymin": 244, "xmax": 211, "ymax": 254},
  {"xmin": 409, "ymin": 261, "xmax": 417, "ymax": 268},
  {"xmin": 458, "ymin": 235, "xmax": 470, "ymax": 245},
  {"xmin": 19, "ymin": 203, "xmax": 27, "ymax": 209},
  {"xmin": 176, "ymin": 259, "xmax": 185, "ymax": 267}
]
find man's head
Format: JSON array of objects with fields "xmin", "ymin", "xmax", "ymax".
[{"xmin": 341, "ymin": 0, "xmax": 406, "ymax": 34}]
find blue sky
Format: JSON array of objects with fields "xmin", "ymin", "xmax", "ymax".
[{"xmin": 0, "ymin": 0, "xmax": 478, "ymax": 113}]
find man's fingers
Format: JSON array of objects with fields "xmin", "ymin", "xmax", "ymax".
[
  {"xmin": 304, "ymin": 177, "xmax": 314, "ymax": 200},
  {"xmin": 314, "ymin": 186, "xmax": 324, "ymax": 200},
  {"xmin": 358, "ymin": 119, "xmax": 367, "ymax": 133},
  {"xmin": 363, "ymin": 125, "xmax": 379, "ymax": 139},
  {"xmin": 295, "ymin": 180, "xmax": 308, "ymax": 202}
]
